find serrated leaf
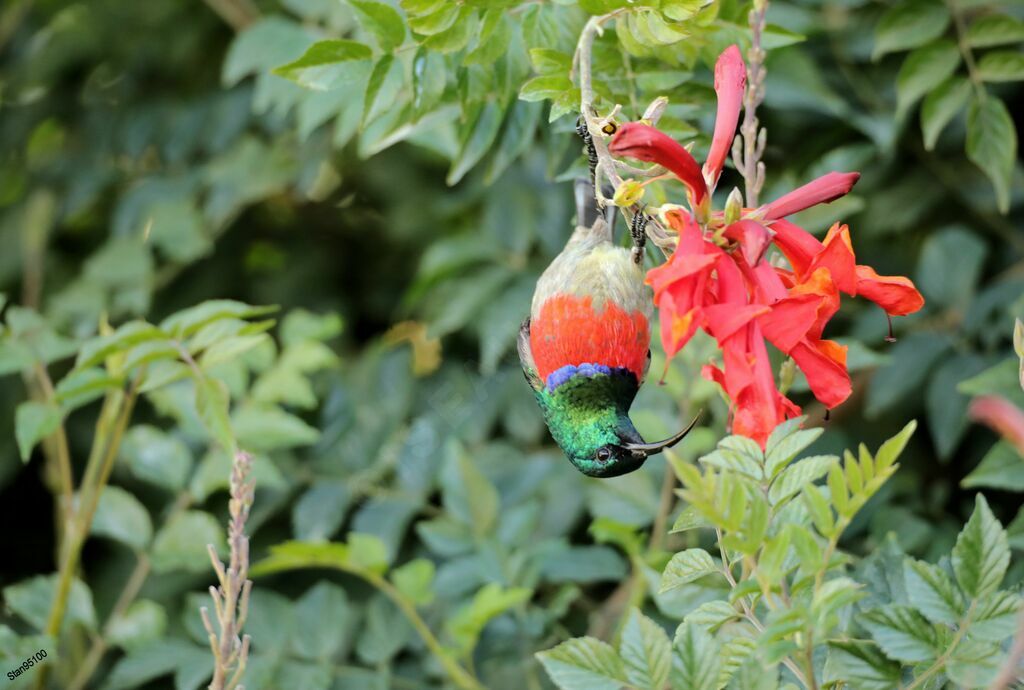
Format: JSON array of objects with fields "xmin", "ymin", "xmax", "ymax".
[
  {"xmin": 860, "ymin": 605, "xmax": 941, "ymax": 663},
  {"xmin": 978, "ymin": 50, "xmax": 1024, "ymax": 82},
  {"xmin": 769, "ymin": 455, "xmax": 837, "ymax": 504},
  {"xmin": 391, "ymin": 559, "xmax": 435, "ymax": 606},
  {"xmin": 896, "ymin": 40, "xmax": 961, "ymax": 117},
  {"xmin": 671, "ymin": 622, "xmax": 720, "ymax": 690},
  {"xmin": 659, "ymin": 548, "xmax": 717, "ymax": 593},
  {"xmin": 537, "ymin": 636, "xmax": 627, "ymax": 690},
  {"xmin": 946, "ymin": 639, "xmax": 1003, "ymax": 688},
  {"xmin": 904, "ymin": 558, "xmax": 965, "ymax": 625},
  {"xmin": 952, "ymin": 493, "xmax": 1010, "ymax": 598},
  {"xmin": 826, "ymin": 640, "xmax": 902, "ymax": 690},
  {"xmin": 971, "ymin": 590, "xmax": 1021, "ymax": 641},
  {"xmin": 670, "ymin": 504, "xmax": 709, "ymax": 533},
  {"xmin": 966, "ymin": 94, "xmax": 1017, "ymax": 214},
  {"xmin": 683, "ymin": 600, "xmax": 739, "ymax": 632},
  {"xmin": 922, "ymin": 76, "xmax": 971, "ymax": 149},
  {"xmin": 967, "ymin": 13, "xmax": 1024, "ymax": 47},
  {"xmin": 75, "ymin": 321, "xmax": 166, "ymax": 370},
  {"xmin": 874, "ymin": 0, "xmax": 950, "ymax": 59},
  {"xmin": 351, "ymin": 0, "xmax": 405, "ymax": 51},
  {"xmin": 446, "ymin": 583, "xmax": 532, "ymax": 656},
  {"xmin": 764, "ymin": 425, "xmax": 821, "ymax": 479},
  {"xmin": 620, "ymin": 608, "xmax": 671, "ymax": 690}
]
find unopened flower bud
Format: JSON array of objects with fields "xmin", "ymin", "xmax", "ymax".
[
  {"xmin": 640, "ymin": 96, "xmax": 669, "ymax": 126},
  {"xmin": 724, "ymin": 188, "xmax": 743, "ymax": 225},
  {"xmin": 614, "ymin": 179, "xmax": 645, "ymax": 207},
  {"xmin": 778, "ymin": 357, "xmax": 796, "ymax": 395}
]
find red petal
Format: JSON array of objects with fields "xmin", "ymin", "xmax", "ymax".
[
  {"xmin": 724, "ymin": 219, "xmax": 772, "ymax": 267},
  {"xmin": 704, "ymin": 303, "xmax": 771, "ymax": 343},
  {"xmin": 610, "ymin": 123, "xmax": 709, "ymax": 204},
  {"xmin": 791, "ymin": 338, "xmax": 851, "ymax": 409},
  {"xmin": 854, "ymin": 265, "xmax": 925, "ymax": 316},
  {"xmin": 769, "ymin": 219, "xmax": 823, "ymax": 276},
  {"xmin": 704, "ymin": 45, "xmax": 746, "ymax": 187},
  {"xmin": 762, "ymin": 172, "xmax": 860, "ymax": 221},
  {"xmin": 808, "ymin": 223, "xmax": 858, "ymax": 295},
  {"xmin": 758, "ymin": 293, "xmax": 823, "ymax": 353},
  {"xmin": 646, "ymin": 253, "xmax": 719, "ymax": 301}
]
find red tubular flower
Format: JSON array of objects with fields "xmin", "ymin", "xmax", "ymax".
[
  {"xmin": 969, "ymin": 395, "xmax": 1024, "ymax": 456},
  {"xmin": 610, "ymin": 123, "xmax": 708, "ymax": 204},
  {"xmin": 704, "ymin": 45, "xmax": 746, "ymax": 188},
  {"xmin": 608, "ymin": 45, "xmax": 926, "ymax": 446},
  {"xmin": 762, "ymin": 172, "xmax": 861, "ymax": 221}
]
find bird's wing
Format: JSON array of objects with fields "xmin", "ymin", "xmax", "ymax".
[{"xmin": 517, "ymin": 318, "xmax": 544, "ymax": 392}]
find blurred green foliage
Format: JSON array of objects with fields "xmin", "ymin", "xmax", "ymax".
[{"xmin": 0, "ymin": 0, "xmax": 1021, "ymax": 688}]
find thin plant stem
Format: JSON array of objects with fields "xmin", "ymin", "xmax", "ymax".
[
  {"xmin": 34, "ymin": 380, "xmax": 139, "ymax": 690},
  {"xmin": 734, "ymin": 0, "xmax": 769, "ymax": 207},
  {"xmin": 904, "ymin": 600, "xmax": 978, "ymax": 690},
  {"xmin": 203, "ymin": 452, "xmax": 255, "ymax": 690},
  {"xmin": 947, "ymin": 0, "xmax": 986, "ymax": 99}
]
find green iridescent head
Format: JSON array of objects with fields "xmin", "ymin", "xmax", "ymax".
[{"xmin": 534, "ymin": 368, "xmax": 699, "ymax": 478}]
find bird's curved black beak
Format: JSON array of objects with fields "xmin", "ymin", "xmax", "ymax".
[{"xmin": 623, "ymin": 411, "xmax": 702, "ymax": 458}]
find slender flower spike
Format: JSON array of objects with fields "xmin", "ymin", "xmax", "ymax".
[{"xmin": 607, "ymin": 45, "xmax": 925, "ymax": 447}]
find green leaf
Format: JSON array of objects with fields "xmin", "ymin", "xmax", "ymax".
[
  {"xmin": 447, "ymin": 101, "xmax": 504, "ymax": 186},
  {"xmin": 519, "ymin": 74, "xmax": 573, "ymax": 102},
  {"xmin": 75, "ymin": 320, "xmax": 166, "ymax": 370},
  {"xmin": 412, "ymin": 49, "xmax": 446, "ymax": 113},
  {"xmin": 447, "ymin": 583, "xmax": 532, "ymax": 656},
  {"xmin": 972, "ymin": 590, "xmax": 1022, "ymax": 641},
  {"xmin": 485, "ymin": 100, "xmax": 543, "ymax": 184},
  {"xmin": 151, "ymin": 510, "xmax": 225, "ymax": 573},
  {"xmin": 670, "ymin": 504, "xmax": 710, "ymax": 533},
  {"xmin": 764, "ymin": 424, "xmax": 821, "ymax": 479},
  {"xmin": 537, "ymin": 636, "xmax": 628, "ymax": 690},
  {"xmin": 874, "ymin": 0, "xmax": 950, "ymax": 59},
  {"xmin": 348, "ymin": 533, "xmax": 389, "ymax": 574},
  {"xmin": 356, "ymin": 593, "xmax": 412, "ymax": 664},
  {"xmin": 104, "ymin": 638, "xmax": 211, "ymax": 690},
  {"xmin": 769, "ymin": 455, "xmax": 837, "ymax": 504},
  {"xmin": 3, "ymin": 574, "xmax": 96, "ymax": 633},
  {"xmin": 407, "ymin": 1, "xmax": 459, "ymax": 34},
  {"xmin": 962, "ymin": 441, "xmax": 1024, "ymax": 491},
  {"xmin": 952, "ymin": 493, "xmax": 1010, "ymax": 598},
  {"xmin": 273, "ymin": 39, "xmax": 374, "ymax": 90},
  {"xmin": 917, "ymin": 226, "xmax": 987, "ymax": 308},
  {"xmin": 620, "ymin": 608, "xmax": 671, "ymax": 690},
  {"xmin": 15, "ymin": 401, "xmax": 61, "ymax": 463},
  {"xmin": 106, "ymin": 600, "xmax": 167, "ymax": 652},
  {"xmin": 161, "ymin": 300, "xmax": 277, "ymax": 339},
  {"xmin": 921, "ymin": 76, "xmax": 972, "ymax": 150},
  {"xmin": 946, "ymin": 639, "xmax": 1003, "ymax": 688},
  {"xmin": 351, "ymin": 0, "xmax": 405, "ymax": 51},
  {"xmin": 391, "ymin": 558, "xmax": 435, "ymax": 606},
  {"xmin": 966, "ymin": 94, "xmax": 1017, "ymax": 214},
  {"xmin": 904, "ymin": 558, "xmax": 965, "ymax": 625},
  {"xmin": 90, "ymin": 486, "xmax": 153, "ymax": 551},
  {"xmin": 926, "ymin": 355, "xmax": 988, "ymax": 458},
  {"xmin": 967, "ymin": 13, "xmax": 1024, "ymax": 47},
  {"xmin": 978, "ymin": 50, "xmax": 1024, "ymax": 82},
  {"xmin": 231, "ymin": 404, "xmax": 319, "ymax": 451},
  {"xmin": 866, "ymin": 333, "xmax": 951, "ymax": 417},
  {"xmin": 671, "ymin": 622, "xmax": 720, "ymax": 690},
  {"xmin": 189, "ymin": 449, "xmax": 285, "ymax": 502},
  {"xmin": 659, "ymin": 548, "xmax": 717, "ymax": 593},
  {"xmin": 292, "ymin": 480, "xmax": 351, "ymax": 541},
  {"xmin": 120, "ymin": 425, "xmax": 192, "ymax": 491},
  {"xmin": 291, "ymin": 582, "xmax": 351, "ymax": 660},
  {"xmin": 442, "ymin": 441, "xmax": 500, "ymax": 535},
  {"xmin": 464, "ymin": 10, "xmax": 511, "ymax": 66},
  {"xmin": 896, "ymin": 40, "xmax": 961, "ymax": 117},
  {"xmin": 422, "ymin": 7, "xmax": 475, "ymax": 52},
  {"xmin": 195, "ymin": 376, "xmax": 235, "ymax": 452},
  {"xmin": 826, "ymin": 640, "xmax": 902, "ymax": 690},
  {"xmin": 683, "ymin": 600, "xmax": 740, "ymax": 632},
  {"xmin": 860, "ymin": 605, "xmax": 941, "ymax": 663},
  {"xmin": 362, "ymin": 54, "xmax": 397, "ymax": 125}
]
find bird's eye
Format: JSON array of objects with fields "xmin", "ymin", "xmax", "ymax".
[{"xmin": 596, "ymin": 447, "xmax": 613, "ymax": 462}]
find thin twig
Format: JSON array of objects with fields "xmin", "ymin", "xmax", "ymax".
[{"xmin": 947, "ymin": 0, "xmax": 986, "ymax": 99}]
